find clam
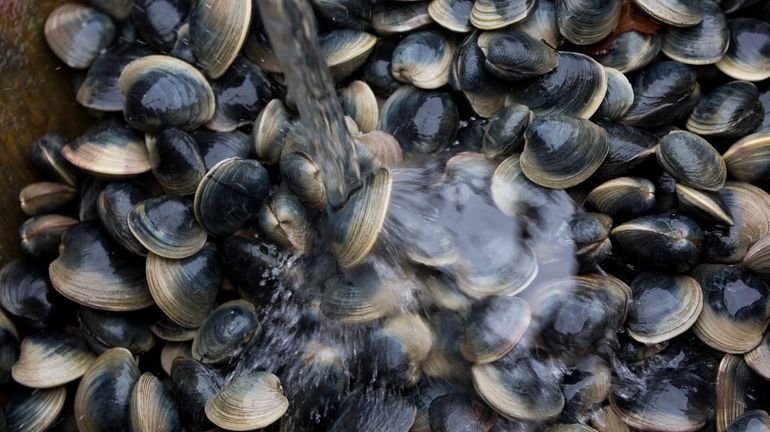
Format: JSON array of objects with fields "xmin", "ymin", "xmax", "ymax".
[
  {"xmin": 339, "ymin": 81, "xmax": 379, "ymax": 133},
  {"xmin": 586, "ymin": 177, "xmax": 655, "ymax": 218},
  {"xmin": 253, "ymin": 99, "xmax": 291, "ymax": 164},
  {"xmin": 79, "ymin": 177, "xmax": 108, "ymax": 222},
  {"xmin": 78, "ymin": 307, "xmax": 155, "ymax": 354},
  {"xmin": 220, "ymin": 233, "xmax": 298, "ymax": 303},
  {"xmin": 594, "ymin": 68, "xmax": 634, "ymax": 121},
  {"xmin": 280, "ymin": 150, "xmax": 327, "ymax": 210},
  {"xmin": 169, "ymin": 22, "xmax": 196, "ymax": 64},
  {"xmin": 686, "ymin": 81, "xmax": 764, "ymax": 139},
  {"xmin": 194, "ymin": 158, "xmax": 270, "ymax": 236},
  {"xmin": 320, "ymin": 30, "xmax": 377, "ymax": 82},
  {"xmin": 470, "ymin": 0, "xmax": 537, "ymax": 30},
  {"xmin": 75, "ymin": 348, "xmax": 140, "ymax": 432},
  {"xmin": 205, "ymin": 371, "xmax": 288, "ymax": 431},
  {"xmin": 620, "ymin": 61, "xmax": 699, "ymax": 127},
  {"xmin": 97, "ymin": 181, "xmax": 151, "ymax": 256},
  {"xmin": 662, "ymin": 0, "xmax": 728, "ymax": 65},
  {"xmin": 462, "ymin": 295, "xmax": 531, "ymax": 364},
  {"xmin": 429, "ymin": 394, "xmax": 498, "ymax": 432},
  {"xmin": 146, "ymin": 243, "xmax": 222, "ymax": 329},
  {"xmin": 328, "ymin": 387, "xmax": 416, "ymax": 432},
  {"xmin": 744, "ymin": 234, "xmax": 770, "ymax": 278},
  {"xmin": 626, "ymin": 272, "xmax": 703, "ymax": 344},
  {"xmin": 361, "ymin": 40, "xmax": 401, "ymax": 97},
  {"xmin": 512, "ymin": 0, "xmax": 560, "ymax": 50},
  {"xmin": 160, "ymin": 342, "xmax": 192, "ymax": 375},
  {"xmin": 320, "ymin": 268, "xmax": 403, "ymax": 324},
  {"xmin": 507, "ymin": 52, "xmax": 607, "ymax": 119},
  {"xmin": 76, "ymin": 43, "xmax": 153, "ymax": 112},
  {"xmin": 372, "ymin": 2, "xmax": 432, "ymax": 35},
  {"xmin": 147, "ymin": 128, "xmax": 206, "ymax": 196},
  {"xmin": 19, "ymin": 182, "xmax": 77, "ymax": 216},
  {"xmin": 592, "ymin": 30, "xmax": 662, "ymax": 74},
  {"xmin": 481, "ymin": 103, "xmax": 531, "ymax": 158},
  {"xmin": 631, "ymin": 0, "xmax": 703, "ymax": 27},
  {"xmin": 429, "ymin": 0, "xmax": 474, "ymax": 32},
  {"xmin": 192, "ymin": 299, "xmax": 260, "ymax": 364},
  {"xmin": 44, "ymin": 3, "xmax": 116, "ymax": 69},
  {"xmin": 717, "ymin": 355, "xmax": 761, "ymax": 431},
  {"xmin": 716, "ymin": 19, "xmax": 770, "ymax": 82},
  {"xmin": 194, "ymin": 129, "xmax": 252, "ymax": 170},
  {"xmin": 30, "ymin": 133, "xmax": 79, "ymax": 188},
  {"xmin": 723, "ymin": 132, "xmax": 770, "ymax": 184},
  {"xmin": 130, "ymin": 372, "xmax": 182, "ymax": 432},
  {"xmin": 534, "ymin": 274, "xmax": 630, "ymax": 359},
  {"xmin": 5, "ymin": 386, "xmax": 67, "ymax": 432},
  {"xmin": 171, "ymin": 357, "xmax": 223, "ymax": 431},
  {"xmin": 478, "ymin": 30, "xmax": 557, "ymax": 82},
  {"xmin": 520, "ymin": 116, "xmax": 609, "ymax": 189},
  {"xmin": 11, "ymin": 331, "xmax": 95, "ymax": 388},
  {"xmin": 561, "ymin": 356, "xmax": 612, "ymax": 422},
  {"xmin": 128, "ymin": 195, "xmax": 207, "ymax": 259},
  {"xmin": 547, "ymin": 425, "xmax": 599, "ymax": 432},
  {"xmin": 120, "ymin": 55, "xmax": 216, "ymax": 132},
  {"xmin": 703, "ymin": 182, "xmax": 770, "ymax": 263},
  {"xmin": 257, "ymin": 191, "xmax": 312, "ymax": 255},
  {"xmin": 611, "ymin": 213, "xmax": 702, "ymax": 273},
  {"xmin": 569, "ymin": 212, "xmax": 613, "ymax": 269},
  {"xmin": 310, "ymin": 0, "xmax": 375, "ymax": 30},
  {"xmin": 19, "ymin": 214, "xmax": 78, "ymax": 258},
  {"xmin": 206, "ymin": 56, "xmax": 276, "ymax": 132},
  {"xmin": 132, "ymin": 0, "xmax": 190, "ymax": 52},
  {"xmin": 725, "ymin": 410, "xmax": 770, "ymax": 432},
  {"xmin": 0, "ymin": 260, "xmax": 64, "ymax": 328},
  {"xmin": 449, "ymin": 31, "xmax": 510, "ymax": 118},
  {"xmin": 692, "ymin": 264, "xmax": 770, "ymax": 354},
  {"xmin": 379, "ymin": 86, "xmax": 458, "ymax": 153},
  {"xmin": 656, "ymin": 131, "xmax": 726, "ymax": 192},
  {"xmin": 362, "ymin": 313, "xmax": 433, "ymax": 387},
  {"xmin": 151, "ymin": 316, "xmax": 198, "ymax": 342},
  {"xmin": 189, "ymin": 0, "xmax": 251, "ymax": 78},
  {"xmin": 0, "ymin": 308, "xmax": 17, "ymax": 385},
  {"xmin": 590, "ymin": 406, "xmax": 630, "ymax": 432},
  {"xmin": 391, "ymin": 30, "xmax": 455, "ymax": 90},
  {"xmin": 746, "ymin": 330, "xmax": 770, "ymax": 381},
  {"xmin": 556, "ymin": 0, "xmax": 622, "ymax": 45},
  {"xmin": 355, "ymin": 130, "xmax": 404, "ymax": 173},
  {"xmin": 62, "ymin": 119, "xmax": 150, "ymax": 178},
  {"xmin": 471, "ymin": 347, "xmax": 565, "ymax": 421},
  {"xmin": 676, "ymin": 183, "xmax": 734, "ymax": 226},
  {"xmin": 49, "ymin": 222, "xmax": 151, "ymax": 311},
  {"xmin": 592, "ymin": 124, "xmax": 656, "ymax": 181},
  {"xmin": 410, "ymin": 379, "xmax": 462, "ymax": 432},
  {"xmin": 610, "ymin": 370, "xmax": 712, "ymax": 432}
]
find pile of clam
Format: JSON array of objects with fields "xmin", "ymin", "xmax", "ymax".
[{"xmin": 2, "ymin": 0, "xmax": 770, "ymax": 430}]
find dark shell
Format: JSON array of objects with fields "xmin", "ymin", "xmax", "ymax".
[
  {"xmin": 0, "ymin": 259, "xmax": 65, "ymax": 328},
  {"xmin": 593, "ymin": 30, "xmax": 662, "ymax": 74},
  {"xmin": 725, "ymin": 410, "xmax": 770, "ymax": 432},
  {"xmin": 90, "ymin": 0, "xmax": 132, "ymax": 20},
  {"xmin": 78, "ymin": 307, "xmax": 156, "ymax": 355},
  {"xmin": 148, "ymin": 128, "xmax": 206, "ymax": 196},
  {"xmin": 561, "ymin": 356, "xmax": 612, "ymax": 421},
  {"xmin": 63, "ymin": 119, "xmax": 150, "ymax": 178},
  {"xmin": 220, "ymin": 234, "xmax": 295, "ymax": 303},
  {"xmin": 662, "ymin": 0, "xmax": 728, "ymax": 65},
  {"xmin": 716, "ymin": 19, "xmax": 770, "ymax": 82},
  {"xmin": 30, "ymin": 133, "xmax": 79, "ymax": 188},
  {"xmin": 6, "ymin": 386, "xmax": 66, "ymax": 432},
  {"xmin": 450, "ymin": 31, "xmax": 510, "ymax": 118},
  {"xmin": 97, "ymin": 181, "xmax": 152, "ymax": 256},
  {"xmin": 470, "ymin": 0, "xmax": 538, "ymax": 30},
  {"xmin": 79, "ymin": 177, "xmax": 108, "ymax": 222},
  {"xmin": 319, "ymin": 29, "xmax": 378, "ymax": 82},
  {"xmin": 310, "ymin": 0, "xmax": 375, "ymax": 30},
  {"xmin": 676, "ymin": 184, "xmax": 734, "ymax": 227},
  {"xmin": 462, "ymin": 295, "xmax": 531, "ymax": 364},
  {"xmin": 150, "ymin": 316, "xmax": 198, "ymax": 342},
  {"xmin": 586, "ymin": 177, "xmax": 655, "ymax": 218},
  {"xmin": 557, "ymin": 0, "xmax": 622, "ymax": 45},
  {"xmin": 19, "ymin": 214, "xmax": 78, "ymax": 259},
  {"xmin": 206, "ymin": 57, "xmax": 276, "ymax": 132},
  {"xmin": 10, "ymin": 331, "xmax": 94, "ymax": 389},
  {"xmin": 703, "ymin": 182, "xmax": 770, "ymax": 263},
  {"xmin": 128, "ymin": 195, "xmax": 207, "ymax": 259},
  {"xmin": 193, "ymin": 130, "xmax": 252, "ymax": 171},
  {"xmin": 132, "ymin": 0, "xmax": 190, "ymax": 52},
  {"xmin": 428, "ymin": 0, "xmax": 474, "ymax": 33},
  {"xmin": 171, "ymin": 357, "xmax": 223, "ymax": 431},
  {"xmin": 391, "ymin": 30, "xmax": 455, "ymax": 89},
  {"xmin": 479, "ymin": 29, "xmax": 558, "ymax": 81},
  {"xmin": 481, "ymin": 103, "xmax": 530, "ymax": 158},
  {"xmin": 379, "ymin": 86, "xmax": 459, "ymax": 153},
  {"xmin": 631, "ymin": 0, "xmax": 703, "ymax": 27},
  {"xmin": 591, "ymin": 123, "xmax": 657, "ymax": 182},
  {"xmin": 19, "ymin": 181, "xmax": 77, "ymax": 217},
  {"xmin": 429, "ymin": 394, "xmax": 497, "ymax": 432},
  {"xmin": 192, "ymin": 300, "xmax": 260, "ymax": 364},
  {"xmin": 0, "ymin": 309, "xmax": 18, "ymax": 385},
  {"xmin": 44, "ymin": 4, "xmax": 117, "ymax": 69},
  {"xmin": 656, "ymin": 131, "xmax": 727, "ymax": 192},
  {"xmin": 686, "ymin": 81, "xmax": 764, "ymax": 139},
  {"xmin": 76, "ymin": 43, "xmax": 153, "ymax": 112},
  {"xmin": 593, "ymin": 67, "xmax": 634, "ymax": 121},
  {"xmin": 372, "ymin": 2, "xmax": 432, "ymax": 35},
  {"xmin": 328, "ymin": 388, "xmax": 416, "ymax": 432},
  {"xmin": 360, "ymin": 39, "xmax": 401, "ymax": 97},
  {"xmin": 619, "ymin": 60, "xmax": 700, "ymax": 127},
  {"xmin": 189, "ymin": 0, "xmax": 251, "ymax": 79}
]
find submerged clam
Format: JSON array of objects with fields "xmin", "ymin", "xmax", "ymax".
[
  {"xmin": 716, "ymin": 19, "xmax": 770, "ymax": 82},
  {"xmin": 44, "ymin": 3, "xmax": 116, "ymax": 69},
  {"xmin": 205, "ymin": 371, "xmax": 289, "ymax": 431},
  {"xmin": 128, "ymin": 195, "xmax": 207, "ymax": 259},
  {"xmin": 189, "ymin": 0, "xmax": 251, "ymax": 78},
  {"xmin": 11, "ymin": 331, "xmax": 95, "ymax": 389},
  {"xmin": 362, "ymin": 313, "xmax": 434, "ymax": 387},
  {"xmin": 461, "ymin": 295, "xmax": 531, "ymax": 364},
  {"xmin": 75, "ymin": 348, "xmax": 140, "ymax": 432},
  {"xmin": 429, "ymin": 394, "xmax": 498, "ymax": 432},
  {"xmin": 611, "ymin": 213, "xmax": 702, "ymax": 273},
  {"xmin": 686, "ymin": 81, "xmax": 764, "ymax": 139},
  {"xmin": 656, "ymin": 131, "xmax": 727, "ymax": 192}
]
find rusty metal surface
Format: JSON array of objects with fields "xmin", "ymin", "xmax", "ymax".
[{"xmin": 0, "ymin": 0, "xmax": 90, "ymax": 263}]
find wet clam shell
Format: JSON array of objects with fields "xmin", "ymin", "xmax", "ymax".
[
  {"xmin": 339, "ymin": 81, "xmax": 379, "ymax": 133},
  {"xmin": 656, "ymin": 131, "xmax": 726, "ymax": 192},
  {"xmin": 280, "ymin": 150, "xmax": 327, "ymax": 210},
  {"xmin": 590, "ymin": 406, "xmax": 630, "ymax": 432},
  {"xmin": 692, "ymin": 264, "xmax": 770, "ymax": 354},
  {"xmin": 19, "ymin": 214, "xmax": 78, "ymax": 258},
  {"xmin": 520, "ymin": 115, "xmax": 609, "ymax": 189},
  {"xmin": 662, "ymin": 0, "xmax": 728, "ymax": 65},
  {"xmin": 147, "ymin": 128, "xmax": 206, "ymax": 196},
  {"xmin": 686, "ymin": 81, "xmax": 764, "ymax": 139},
  {"xmin": 328, "ymin": 387, "xmax": 416, "ymax": 432},
  {"xmin": 151, "ymin": 316, "xmax": 198, "ymax": 342},
  {"xmin": 611, "ymin": 213, "xmax": 702, "ymax": 273},
  {"xmin": 253, "ymin": 99, "xmax": 291, "ymax": 165},
  {"xmin": 392, "ymin": 30, "xmax": 455, "ymax": 90},
  {"xmin": 507, "ymin": 52, "xmax": 607, "ymax": 119},
  {"xmin": 461, "ymin": 295, "xmax": 531, "ymax": 364},
  {"xmin": 556, "ymin": 0, "xmax": 622, "ymax": 45},
  {"xmin": 44, "ymin": 4, "xmax": 116, "ymax": 69},
  {"xmin": 569, "ymin": 212, "xmax": 613, "ymax": 270},
  {"xmin": 717, "ymin": 355, "xmax": 759, "ymax": 431},
  {"xmin": 0, "ymin": 259, "xmax": 64, "ymax": 328},
  {"xmin": 470, "ymin": 0, "xmax": 537, "ymax": 30},
  {"xmin": 716, "ymin": 19, "xmax": 770, "ymax": 82},
  {"xmin": 257, "ymin": 191, "xmax": 312, "ymax": 255},
  {"xmin": 450, "ymin": 31, "xmax": 509, "ymax": 118},
  {"xmin": 49, "ymin": 222, "xmax": 153, "ymax": 311},
  {"xmin": 360, "ymin": 39, "xmax": 401, "ymax": 97},
  {"xmin": 704, "ymin": 182, "xmax": 770, "ymax": 263},
  {"xmin": 6, "ymin": 386, "xmax": 67, "ymax": 432},
  {"xmin": 192, "ymin": 299, "xmax": 260, "ymax": 364},
  {"xmin": 30, "ymin": 133, "xmax": 79, "ymax": 188},
  {"xmin": 626, "ymin": 272, "xmax": 703, "ymax": 344},
  {"xmin": 593, "ymin": 30, "xmax": 662, "ymax": 74},
  {"xmin": 146, "ymin": 243, "xmax": 222, "ymax": 329},
  {"xmin": 206, "ymin": 56, "xmax": 276, "ymax": 132},
  {"xmin": 74, "ymin": 348, "xmax": 140, "ymax": 432},
  {"xmin": 355, "ymin": 130, "xmax": 404, "ymax": 173},
  {"xmin": 320, "ymin": 30, "xmax": 378, "ymax": 82},
  {"xmin": 129, "ymin": 372, "xmax": 182, "ymax": 432},
  {"xmin": 76, "ymin": 43, "xmax": 153, "ymax": 112},
  {"xmin": 160, "ymin": 341, "xmax": 192, "ymax": 376},
  {"xmin": 171, "ymin": 357, "xmax": 223, "ymax": 431},
  {"xmin": 205, "ymin": 371, "xmax": 289, "ymax": 431},
  {"xmin": 97, "ymin": 181, "xmax": 151, "ymax": 256},
  {"xmin": 78, "ymin": 307, "xmax": 156, "ymax": 355},
  {"xmin": 481, "ymin": 103, "xmax": 531, "ymax": 158},
  {"xmin": 429, "ymin": 0, "xmax": 473, "ymax": 32},
  {"xmin": 620, "ymin": 61, "xmax": 699, "ymax": 127},
  {"xmin": 11, "ymin": 331, "xmax": 95, "ymax": 388},
  {"xmin": 19, "ymin": 182, "xmax": 76, "ymax": 216},
  {"xmin": 561, "ymin": 356, "xmax": 612, "ymax": 422},
  {"xmin": 512, "ymin": 0, "xmax": 560, "ymax": 50},
  {"xmin": 586, "ymin": 177, "xmax": 655, "ymax": 218},
  {"xmin": 725, "ymin": 410, "xmax": 770, "ymax": 432},
  {"xmin": 631, "ymin": 0, "xmax": 703, "ymax": 27},
  {"xmin": 119, "ymin": 55, "xmax": 216, "ymax": 132},
  {"xmin": 745, "ymin": 330, "xmax": 770, "ymax": 381},
  {"xmin": 132, "ymin": 0, "xmax": 190, "ymax": 52},
  {"xmin": 724, "ymin": 132, "xmax": 770, "ymax": 184},
  {"xmin": 194, "ymin": 129, "xmax": 252, "ymax": 171},
  {"xmin": 128, "ymin": 195, "xmax": 207, "ymax": 259},
  {"xmin": 189, "ymin": 0, "xmax": 251, "ymax": 79},
  {"xmin": 320, "ymin": 268, "xmax": 403, "ymax": 324},
  {"xmin": 63, "ymin": 119, "xmax": 150, "ymax": 178},
  {"xmin": 676, "ymin": 183, "xmax": 734, "ymax": 226},
  {"xmin": 594, "ymin": 67, "xmax": 634, "ymax": 121},
  {"xmin": 194, "ymin": 158, "xmax": 270, "ymax": 237},
  {"xmin": 429, "ymin": 394, "xmax": 498, "ymax": 432},
  {"xmin": 592, "ymin": 124, "xmax": 656, "ymax": 181},
  {"xmin": 379, "ymin": 86, "xmax": 459, "ymax": 153},
  {"xmin": 362, "ymin": 313, "xmax": 434, "ymax": 387},
  {"xmin": 372, "ymin": 2, "xmax": 432, "ymax": 35},
  {"xmin": 478, "ymin": 29, "xmax": 558, "ymax": 81}
]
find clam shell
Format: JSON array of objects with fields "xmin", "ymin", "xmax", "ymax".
[
  {"xmin": 19, "ymin": 181, "xmax": 75, "ymax": 216},
  {"xmin": 206, "ymin": 56, "xmax": 276, "ymax": 132},
  {"xmin": 76, "ymin": 43, "xmax": 153, "ymax": 112},
  {"xmin": 97, "ymin": 181, "xmax": 151, "ymax": 256},
  {"xmin": 723, "ymin": 132, "xmax": 770, "ymax": 184},
  {"xmin": 257, "ymin": 191, "xmax": 312, "ymax": 255},
  {"xmin": 462, "ymin": 295, "xmax": 531, "ymax": 364},
  {"xmin": 170, "ymin": 357, "xmax": 223, "ymax": 431},
  {"xmin": 372, "ymin": 2, "xmax": 432, "ymax": 35},
  {"xmin": 339, "ymin": 81, "xmax": 379, "ymax": 133},
  {"xmin": 320, "ymin": 267, "xmax": 404, "ymax": 324},
  {"xmin": 379, "ymin": 85, "xmax": 459, "ymax": 153},
  {"xmin": 557, "ymin": 0, "xmax": 622, "ymax": 45},
  {"xmin": 78, "ymin": 307, "xmax": 156, "ymax": 355},
  {"xmin": 6, "ymin": 386, "xmax": 67, "ymax": 432},
  {"xmin": 328, "ymin": 388, "xmax": 416, "ymax": 432},
  {"xmin": 11, "ymin": 331, "xmax": 95, "ymax": 388},
  {"xmin": 561, "ymin": 356, "xmax": 612, "ymax": 422},
  {"xmin": 481, "ymin": 103, "xmax": 531, "ymax": 158},
  {"xmin": 512, "ymin": 0, "xmax": 560, "ymax": 49},
  {"xmin": 0, "ymin": 259, "xmax": 64, "ymax": 327},
  {"xmin": 194, "ymin": 129, "xmax": 252, "ymax": 170},
  {"xmin": 30, "ymin": 133, "xmax": 79, "ymax": 188},
  {"xmin": 631, "ymin": 0, "xmax": 703, "ymax": 27},
  {"xmin": 620, "ymin": 61, "xmax": 699, "ymax": 127},
  {"xmin": 20, "ymin": 214, "xmax": 78, "ymax": 258},
  {"xmin": 150, "ymin": 316, "xmax": 197, "ymax": 342},
  {"xmin": 160, "ymin": 341, "xmax": 192, "ymax": 376},
  {"xmin": 745, "ymin": 330, "xmax": 770, "ymax": 381},
  {"xmin": 132, "ymin": 0, "xmax": 190, "ymax": 52},
  {"xmin": 686, "ymin": 81, "xmax": 764, "ymax": 139},
  {"xmin": 44, "ymin": 4, "xmax": 116, "ymax": 69},
  {"xmin": 320, "ymin": 30, "xmax": 378, "ymax": 82},
  {"xmin": 355, "ymin": 130, "xmax": 403, "ymax": 174},
  {"xmin": 656, "ymin": 131, "xmax": 726, "ymax": 192},
  {"xmin": 470, "ymin": 0, "xmax": 538, "ymax": 30},
  {"xmin": 189, "ymin": 0, "xmax": 251, "ymax": 78},
  {"xmin": 478, "ymin": 29, "xmax": 558, "ymax": 81},
  {"xmin": 205, "ymin": 371, "xmax": 288, "ymax": 431},
  {"xmin": 662, "ymin": 0, "xmax": 728, "ymax": 65},
  {"xmin": 725, "ymin": 410, "xmax": 770, "ymax": 432},
  {"xmin": 676, "ymin": 183, "xmax": 734, "ymax": 226},
  {"xmin": 593, "ymin": 30, "xmax": 662, "ymax": 74},
  {"xmin": 429, "ymin": 394, "xmax": 497, "ymax": 432},
  {"xmin": 744, "ymin": 234, "xmax": 770, "ymax": 278},
  {"xmin": 450, "ymin": 31, "xmax": 509, "ymax": 118},
  {"xmin": 716, "ymin": 19, "xmax": 770, "ymax": 82},
  {"xmin": 392, "ymin": 30, "xmax": 455, "ymax": 89},
  {"xmin": 253, "ymin": 99, "xmax": 291, "ymax": 165},
  {"xmin": 63, "ymin": 119, "xmax": 150, "ymax": 178},
  {"xmin": 192, "ymin": 300, "xmax": 260, "ymax": 364},
  {"xmin": 717, "ymin": 355, "xmax": 759, "ymax": 431},
  {"xmin": 280, "ymin": 150, "xmax": 327, "ymax": 210},
  {"xmin": 429, "ymin": 0, "xmax": 474, "ymax": 32},
  {"xmin": 611, "ymin": 213, "xmax": 702, "ymax": 273},
  {"xmin": 704, "ymin": 182, "xmax": 770, "ymax": 263},
  {"xmin": 594, "ymin": 67, "xmax": 634, "ymax": 121},
  {"xmin": 586, "ymin": 177, "xmax": 655, "ymax": 218}
]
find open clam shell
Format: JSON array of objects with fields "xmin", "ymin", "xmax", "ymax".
[
  {"xmin": 189, "ymin": 0, "xmax": 251, "ymax": 78},
  {"xmin": 128, "ymin": 195, "xmax": 207, "ymax": 259},
  {"xmin": 44, "ymin": 3, "xmax": 116, "ymax": 69},
  {"xmin": 6, "ymin": 386, "xmax": 67, "ymax": 432},
  {"xmin": 130, "ymin": 372, "xmax": 182, "ymax": 432},
  {"xmin": 205, "ymin": 371, "xmax": 289, "ymax": 431},
  {"xmin": 692, "ymin": 264, "xmax": 770, "ymax": 354},
  {"xmin": 626, "ymin": 272, "xmax": 703, "ymax": 344},
  {"xmin": 11, "ymin": 331, "xmax": 95, "ymax": 388}
]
